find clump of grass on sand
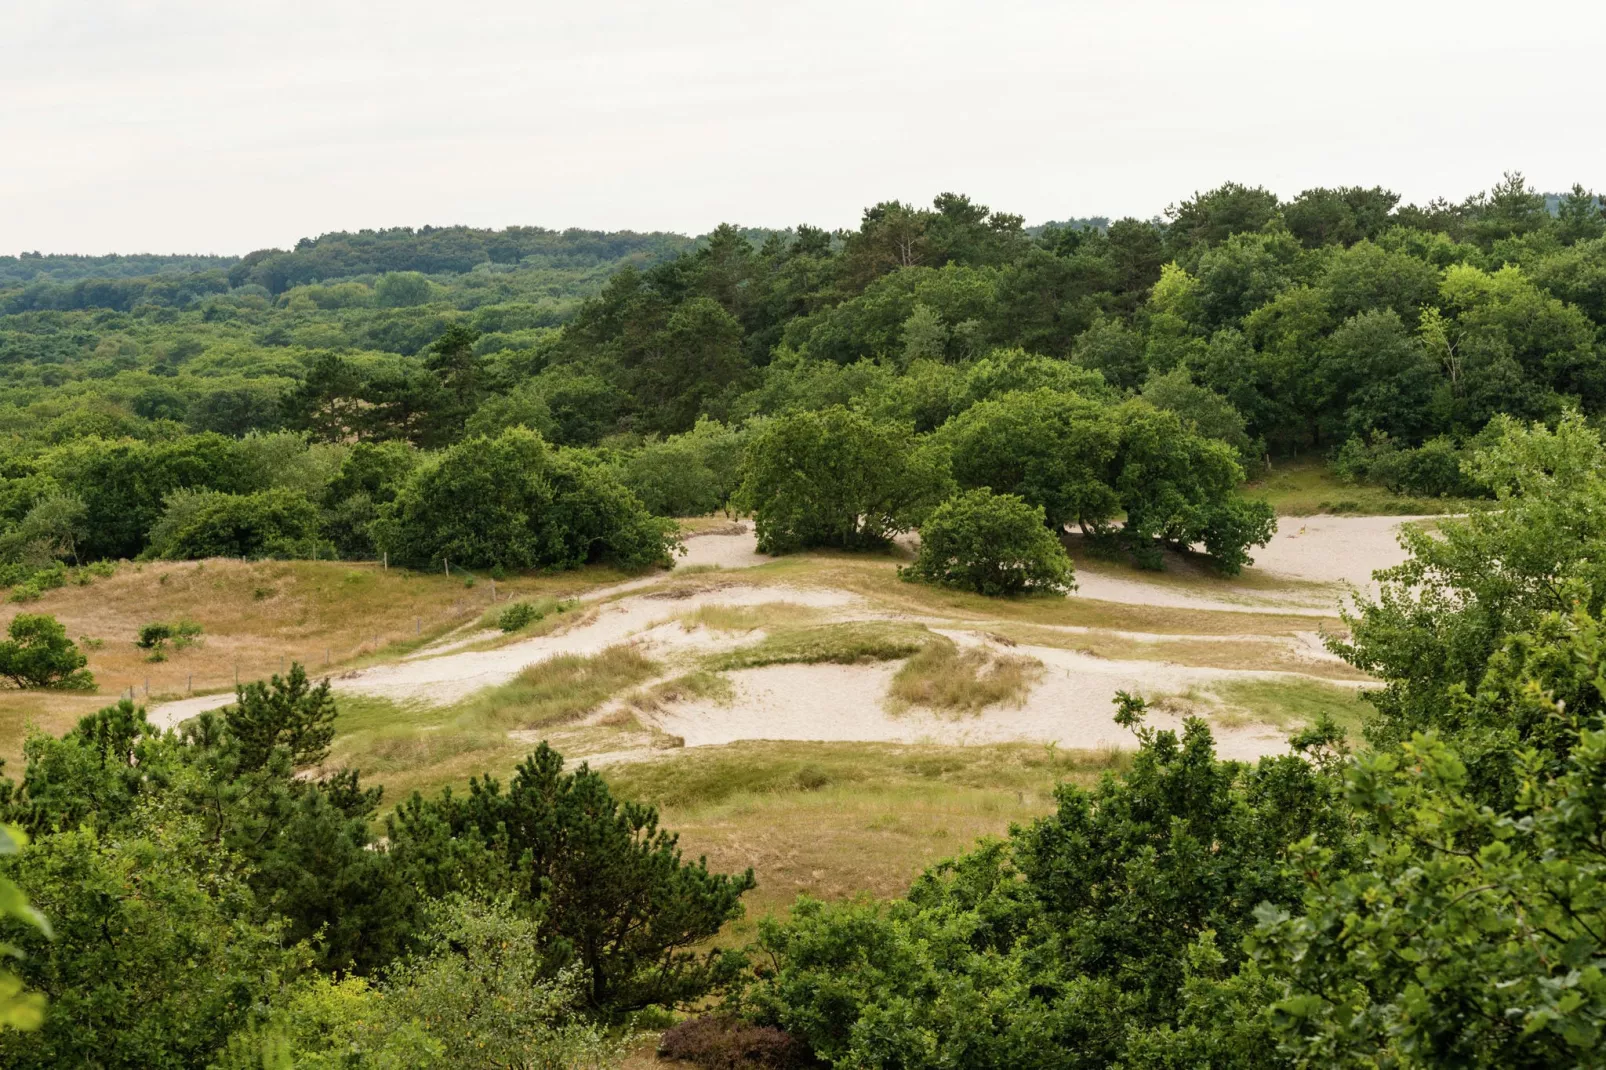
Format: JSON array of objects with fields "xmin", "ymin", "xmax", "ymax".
[
  {"xmin": 624, "ymin": 670, "xmax": 734, "ymax": 714},
  {"xmin": 453, "ymin": 644, "xmax": 659, "ymax": 732},
  {"xmin": 707, "ymin": 621, "xmax": 930, "ymax": 670},
  {"xmin": 674, "ymin": 602, "xmax": 821, "ymax": 634},
  {"xmin": 886, "ymin": 640, "xmax": 1044, "ymax": 714}
]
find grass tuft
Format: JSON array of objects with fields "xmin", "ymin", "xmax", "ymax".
[
  {"xmin": 886, "ymin": 640, "xmax": 1044, "ymax": 714},
  {"xmin": 674, "ymin": 602, "xmax": 821, "ymax": 634},
  {"xmin": 707, "ymin": 621, "xmax": 931, "ymax": 671}
]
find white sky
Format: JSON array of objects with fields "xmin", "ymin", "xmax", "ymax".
[{"xmin": 4, "ymin": 0, "xmax": 1603, "ymax": 255}]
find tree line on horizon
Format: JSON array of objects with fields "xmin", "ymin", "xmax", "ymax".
[{"xmin": 0, "ymin": 173, "xmax": 1601, "ymax": 586}]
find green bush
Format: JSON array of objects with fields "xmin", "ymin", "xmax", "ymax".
[
  {"xmin": 0, "ymin": 614, "xmax": 93, "ymax": 690},
  {"xmin": 736, "ymin": 406, "xmax": 951, "ymax": 554},
  {"xmin": 1335, "ymin": 432, "xmax": 1487, "ymax": 498},
  {"xmin": 374, "ymin": 428, "xmax": 678, "ymax": 572},
  {"xmin": 902, "ymin": 489, "xmax": 1075, "ymax": 596},
  {"xmin": 136, "ymin": 620, "xmax": 202, "ymax": 662},
  {"xmin": 497, "ymin": 601, "xmax": 545, "ymax": 632},
  {"xmin": 152, "ymin": 488, "xmax": 324, "ymax": 560},
  {"xmin": 386, "ymin": 742, "xmax": 756, "ymax": 1013}
]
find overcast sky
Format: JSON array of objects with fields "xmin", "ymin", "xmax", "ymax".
[{"xmin": 5, "ymin": 0, "xmax": 1603, "ymax": 255}]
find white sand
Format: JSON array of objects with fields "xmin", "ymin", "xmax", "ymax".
[
  {"xmin": 149, "ymin": 584, "xmax": 856, "ymax": 726},
  {"xmin": 645, "ymin": 646, "xmax": 1300, "ymax": 762},
  {"xmin": 1252, "ymin": 514, "xmax": 1422, "ymax": 587},
  {"xmin": 678, "ymin": 529, "xmax": 770, "ymax": 570}
]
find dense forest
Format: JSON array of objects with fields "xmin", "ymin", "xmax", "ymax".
[
  {"xmin": 3, "ymin": 175, "xmax": 1606, "ymax": 1066},
  {"xmin": 6, "ymin": 173, "xmax": 1605, "ymax": 587}
]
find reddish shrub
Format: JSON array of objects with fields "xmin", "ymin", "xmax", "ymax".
[{"xmin": 656, "ymin": 1015, "xmax": 816, "ymax": 1069}]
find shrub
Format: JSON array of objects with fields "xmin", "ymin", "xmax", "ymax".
[
  {"xmin": 386, "ymin": 742, "xmax": 756, "ymax": 1013},
  {"xmin": 0, "ymin": 614, "xmax": 93, "ymax": 690},
  {"xmin": 902, "ymin": 489, "xmax": 1075, "ymax": 596},
  {"xmin": 736, "ymin": 407, "xmax": 952, "ymax": 554},
  {"xmin": 374, "ymin": 428, "xmax": 678, "ymax": 571},
  {"xmin": 152, "ymin": 488, "xmax": 324, "ymax": 560},
  {"xmin": 136, "ymin": 621, "xmax": 202, "ymax": 662},
  {"xmin": 1334, "ymin": 432, "xmax": 1487, "ymax": 498},
  {"xmin": 657, "ymin": 1015, "xmax": 815, "ymax": 1069},
  {"xmin": 497, "ymin": 600, "xmax": 545, "ymax": 632}
]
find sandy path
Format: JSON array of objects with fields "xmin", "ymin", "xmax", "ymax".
[{"xmin": 148, "ymin": 584, "xmax": 856, "ymax": 727}]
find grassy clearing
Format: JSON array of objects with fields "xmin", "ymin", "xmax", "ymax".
[
  {"xmin": 672, "ymin": 602, "xmax": 822, "ymax": 634},
  {"xmin": 886, "ymin": 640, "xmax": 1043, "ymax": 714},
  {"xmin": 0, "ymin": 557, "xmax": 635, "ymax": 707},
  {"xmin": 1206, "ymin": 677, "xmax": 1374, "ymax": 738},
  {"xmin": 604, "ymin": 740, "xmax": 1129, "ymax": 925},
  {"xmin": 326, "ymin": 644, "xmax": 659, "ymax": 801},
  {"xmin": 706, "ymin": 620, "xmax": 932, "ymax": 670},
  {"xmin": 1246, "ymin": 459, "xmax": 1474, "ymax": 516}
]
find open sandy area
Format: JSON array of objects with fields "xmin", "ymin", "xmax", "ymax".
[{"xmin": 151, "ymin": 515, "xmax": 1409, "ymax": 757}]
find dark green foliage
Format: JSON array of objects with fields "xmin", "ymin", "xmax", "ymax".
[
  {"xmin": 939, "ymin": 388, "xmax": 1121, "ymax": 532},
  {"xmin": 374, "ymin": 427, "xmax": 677, "ymax": 571},
  {"xmin": 737, "ymin": 407, "xmax": 952, "ymax": 554},
  {"xmin": 1334, "ymin": 432, "xmax": 1486, "ymax": 498},
  {"xmin": 497, "ymin": 600, "xmax": 545, "ymax": 632},
  {"xmin": 156, "ymin": 487, "xmax": 324, "ymax": 560},
  {"xmin": 1113, "ymin": 403, "xmax": 1276, "ymax": 573},
  {"xmin": 4, "ymin": 174, "xmax": 1606, "ymax": 571},
  {"xmin": 386, "ymin": 742, "xmax": 756, "ymax": 1012},
  {"xmin": 1334, "ymin": 414, "xmax": 1606, "ymax": 779},
  {"xmin": 0, "ymin": 614, "xmax": 92, "ymax": 690},
  {"xmin": 902, "ymin": 488, "xmax": 1075, "ymax": 595},
  {"xmin": 740, "ymin": 703, "xmax": 1343, "ymax": 1069},
  {"xmin": 0, "ymin": 822, "xmax": 298, "ymax": 1069},
  {"xmin": 1251, "ymin": 647, "xmax": 1606, "ymax": 1065},
  {"xmin": 46, "ymin": 433, "xmax": 250, "ymax": 561},
  {"xmin": 939, "ymin": 390, "xmax": 1274, "ymax": 572}
]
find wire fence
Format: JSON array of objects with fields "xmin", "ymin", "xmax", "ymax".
[{"xmin": 113, "ymin": 568, "xmax": 526, "ymax": 702}]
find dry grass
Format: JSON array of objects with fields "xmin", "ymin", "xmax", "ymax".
[
  {"xmin": 706, "ymin": 620, "xmax": 931, "ymax": 671},
  {"xmin": 690, "ymin": 554, "xmax": 1340, "ymax": 638},
  {"xmin": 624, "ymin": 671, "xmax": 733, "ymax": 715},
  {"xmin": 0, "ymin": 557, "xmax": 640, "ymax": 760},
  {"xmin": 0, "ymin": 557, "xmax": 635, "ymax": 701},
  {"xmin": 325, "ymin": 644, "xmax": 660, "ymax": 802},
  {"xmin": 886, "ymin": 640, "xmax": 1044, "ymax": 714},
  {"xmin": 671, "ymin": 602, "xmax": 822, "ymax": 634},
  {"xmin": 603, "ymin": 740, "xmax": 1129, "ymax": 928},
  {"xmin": 0, "ymin": 691, "xmax": 104, "ymax": 770}
]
